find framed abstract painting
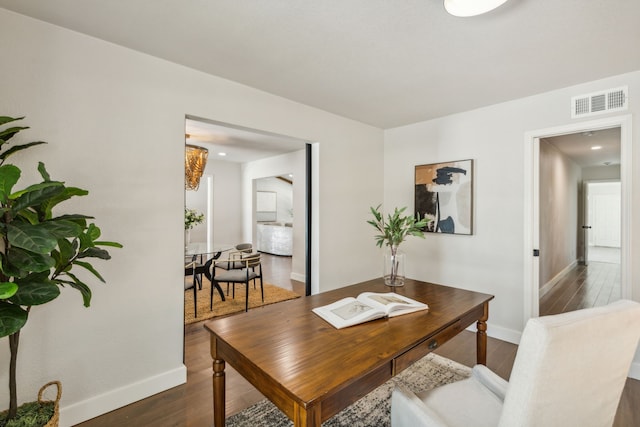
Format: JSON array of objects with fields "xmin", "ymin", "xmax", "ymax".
[{"xmin": 414, "ymin": 159, "xmax": 473, "ymax": 235}]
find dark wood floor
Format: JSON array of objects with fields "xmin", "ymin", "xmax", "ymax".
[
  {"xmin": 77, "ymin": 257, "xmax": 638, "ymax": 426},
  {"xmin": 540, "ymin": 259, "xmax": 621, "ymax": 315}
]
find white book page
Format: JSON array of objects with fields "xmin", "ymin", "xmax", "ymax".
[
  {"xmin": 357, "ymin": 292, "xmax": 428, "ymax": 317},
  {"xmin": 312, "ymin": 297, "xmax": 385, "ymax": 329}
]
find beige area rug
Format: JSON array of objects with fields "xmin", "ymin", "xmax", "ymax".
[
  {"xmin": 184, "ymin": 277, "xmax": 301, "ymax": 324},
  {"xmin": 226, "ymin": 352, "xmax": 472, "ymax": 426}
]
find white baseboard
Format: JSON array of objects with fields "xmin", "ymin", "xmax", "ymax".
[
  {"xmin": 540, "ymin": 259, "xmax": 578, "ymax": 298},
  {"xmin": 59, "ymin": 365, "xmax": 186, "ymax": 427},
  {"xmin": 628, "ymin": 361, "xmax": 640, "ymax": 380},
  {"xmin": 486, "ymin": 323, "xmax": 522, "ymax": 345},
  {"xmin": 290, "ymin": 272, "xmax": 306, "ymax": 282},
  {"xmin": 464, "ymin": 322, "xmax": 522, "ymax": 345}
]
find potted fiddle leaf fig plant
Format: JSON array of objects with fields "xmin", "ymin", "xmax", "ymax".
[
  {"xmin": 0, "ymin": 116, "xmax": 121, "ymax": 427},
  {"xmin": 367, "ymin": 205, "xmax": 427, "ymax": 287}
]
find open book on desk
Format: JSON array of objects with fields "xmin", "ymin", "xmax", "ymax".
[{"xmin": 312, "ymin": 292, "xmax": 428, "ymax": 329}]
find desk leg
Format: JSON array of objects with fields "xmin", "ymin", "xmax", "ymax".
[
  {"xmin": 293, "ymin": 402, "xmax": 321, "ymax": 427},
  {"xmin": 211, "ymin": 338, "xmax": 226, "ymax": 427},
  {"xmin": 476, "ymin": 302, "xmax": 489, "ymax": 365}
]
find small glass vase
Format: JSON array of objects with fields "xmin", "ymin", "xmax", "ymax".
[{"xmin": 384, "ymin": 249, "xmax": 405, "ymax": 287}]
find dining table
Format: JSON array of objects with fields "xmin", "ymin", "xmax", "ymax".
[{"xmin": 185, "ymin": 242, "xmax": 234, "ymax": 301}]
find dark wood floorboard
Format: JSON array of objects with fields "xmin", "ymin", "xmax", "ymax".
[
  {"xmin": 77, "ymin": 257, "xmax": 638, "ymax": 426},
  {"xmin": 540, "ymin": 260, "xmax": 621, "ymax": 315}
]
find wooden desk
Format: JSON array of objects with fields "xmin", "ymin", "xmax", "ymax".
[{"xmin": 204, "ymin": 278, "xmax": 494, "ymax": 427}]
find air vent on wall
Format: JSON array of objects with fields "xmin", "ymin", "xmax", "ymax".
[{"xmin": 571, "ymin": 86, "xmax": 628, "ymax": 118}]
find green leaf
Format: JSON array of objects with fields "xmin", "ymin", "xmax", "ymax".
[
  {"xmin": 0, "ymin": 126, "xmax": 29, "ymax": 142},
  {"xmin": 0, "ymin": 301, "xmax": 28, "ymax": 338},
  {"xmin": 94, "ymin": 240, "xmax": 123, "ymax": 248},
  {"xmin": 16, "ymin": 208, "xmax": 38, "ymax": 224},
  {"xmin": 10, "ymin": 181, "xmax": 65, "ymax": 212},
  {"xmin": 87, "ymin": 223, "xmax": 101, "ymax": 240},
  {"xmin": 0, "ymin": 164, "xmax": 20, "ymax": 202},
  {"xmin": 0, "ymin": 141, "xmax": 47, "ymax": 162},
  {"xmin": 0, "ymin": 116, "xmax": 24, "ymax": 127},
  {"xmin": 0, "ymin": 281, "xmax": 18, "ymax": 299},
  {"xmin": 77, "ymin": 247, "xmax": 111, "ymax": 260},
  {"xmin": 7, "ymin": 222, "xmax": 58, "ymax": 254},
  {"xmin": 40, "ymin": 186, "xmax": 89, "ymax": 218},
  {"xmin": 56, "ymin": 238, "xmax": 75, "ymax": 264},
  {"xmin": 11, "ymin": 274, "xmax": 60, "ymax": 305},
  {"xmin": 58, "ymin": 273, "xmax": 92, "ymax": 307},
  {"xmin": 7, "ymin": 246, "xmax": 56, "ymax": 274},
  {"xmin": 367, "ymin": 205, "xmax": 425, "ymax": 249},
  {"xmin": 40, "ymin": 219, "xmax": 83, "ymax": 239},
  {"xmin": 74, "ymin": 260, "xmax": 105, "ymax": 283},
  {"xmin": 37, "ymin": 161, "xmax": 51, "ymax": 181},
  {"xmin": 52, "ymin": 214, "xmax": 90, "ymax": 229},
  {"xmin": 0, "ymin": 251, "xmax": 22, "ymax": 278}
]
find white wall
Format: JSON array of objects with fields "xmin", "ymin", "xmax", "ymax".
[
  {"xmin": 539, "ymin": 140, "xmax": 582, "ymax": 288},
  {"xmin": 582, "ymin": 164, "xmax": 621, "ymax": 181},
  {"xmin": 0, "ymin": 9, "xmax": 383, "ymax": 425},
  {"xmin": 384, "ymin": 70, "xmax": 640, "ymax": 345},
  {"xmin": 243, "ymin": 150, "xmax": 307, "ymax": 282},
  {"xmin": 256, "ymin": 176, "xmax": 294, "ymax": 224},
  {"xmin": 206, "ymin": 159, "xmax": 243, "ymax": 245}
]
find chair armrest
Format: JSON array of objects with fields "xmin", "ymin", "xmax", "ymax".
[
  {"xmin": 471, "ymin": 364, "xmax": 508, "ymax": 401},
  {"xmin": 391, "ymin": 385, "xmax": 449, "ymax": 427}
]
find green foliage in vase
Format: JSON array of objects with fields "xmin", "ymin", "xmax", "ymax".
[
  {"xmin": 184, "ymin": 208, "xmax": 204, "ymax": 230},
  {"xmin": 367, "ymin": 204, "xmax": 427, "ymax": 252},
  {"xmin": 0, "ymin": 116, "xmax": 122, "ymax": 422}
]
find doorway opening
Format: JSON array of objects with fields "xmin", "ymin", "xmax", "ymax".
[
  {"xmin": 183, "ymin": 116, "xmax": 314, "ymax": 324},
  {"xmin": 523, "ymin": 114, "xmax": 631, "ymax": 323},
  {"xmin": 585, "ymin": 181, "xmax": 621, "ymax": 265}
]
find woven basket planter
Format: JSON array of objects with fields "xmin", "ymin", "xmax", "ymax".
[
  {"xmin": 0, "ymin": 381, "xmax": 61, "ymax": 427},
  {"xmin": 40, "ymin": 381, "xmax": 61, "ymax": 427}
]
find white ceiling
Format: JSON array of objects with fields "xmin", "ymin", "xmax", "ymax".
[
  {"xmin": 2, "ymin": 1, "xmax": 637, "ymax": 164},
  {"xmin": 186, "ymin": 117, "xmax": 308, "ymax": 163},
  {"xmin": 543, "ymin": 127, "xmax": 621, "ymax": 168},
  {"xmin": 1, "ymin": 0, "xmax": 639, "ymax": 130}
]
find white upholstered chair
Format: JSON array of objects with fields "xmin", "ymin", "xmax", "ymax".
[{"xmin": 391, "ymin": 299, "xmax": 640, "ymax": 427}]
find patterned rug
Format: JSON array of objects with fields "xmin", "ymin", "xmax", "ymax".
[
  {"xmin": 226, "ymin": 353, "xmax": 472, "ymax": 426},
  {"xmin": 184, "ymin": 277, "xmax": 301, "ymax": 324}
]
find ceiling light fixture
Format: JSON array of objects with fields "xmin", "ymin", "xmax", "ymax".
[
  {"xmin": 185, "ymin": 144, "xmax": 209, "ymax": 191},
  {"xmin": 444, "ymin": 0, "xmax": 509, "ymax": 17},
  {"xmin": 591, "ymin": 146, "xmax": 602, "ymax": 150}
]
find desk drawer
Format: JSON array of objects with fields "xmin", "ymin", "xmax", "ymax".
[{"xmin": 393, "ymin": 320, "xmax": 463, "ymax": 375}]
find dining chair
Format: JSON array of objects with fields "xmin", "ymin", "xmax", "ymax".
[
  {"xmin": 391, "ymin": 299, "xmax": 640, "ymax": 427},
  {"xmin": 210, "ymin": 252, "xmax": 263, "ymax": 312},
  {"xmin": 217, "ymin": 243, "xmax": 258, "ymax": 294},
  {"xmin": 185, "ymin": 255, "xmax": 205, "ymax": 290},
  {"xmin": 235, "ymin": 242, "xmax": 252, "ymax": 253},
  {"xmin": 184, "ymin": 261, "xmax": 198, "ymax": 318}
]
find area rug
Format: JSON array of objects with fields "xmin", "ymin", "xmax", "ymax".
[
  {"xmin": 184, "ymin": 278, "xmax": 301, "ymax": 325},
  {"xmin": 225, "ymin": 353, "xmax": 472, "ymax": 427}
]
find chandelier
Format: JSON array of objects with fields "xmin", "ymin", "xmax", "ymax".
[{"xmin": 185, "ymin": 144, "xmax": 209, "ymax": 191}]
